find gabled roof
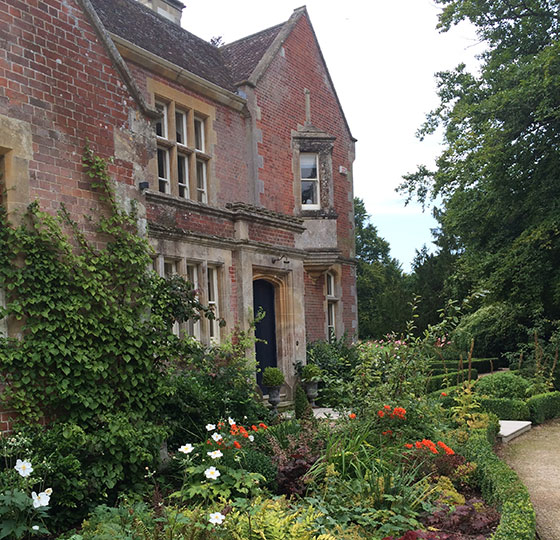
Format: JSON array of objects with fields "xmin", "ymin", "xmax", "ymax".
[
  {"xmin": 221, "ymin": 24, "xmax": 284, "ymax": 85},
  {"xmin": 89, "ymin": 0, "xmax": 236, "ymax": 91}
]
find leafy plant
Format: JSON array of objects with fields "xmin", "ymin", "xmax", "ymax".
[
  {"xmin": 262, "ymin": 368, "xmax": 285, "ymax": 387},
  {"xmin": 301, "ymin": 364, "xmax": 323, "ymax": 382}
]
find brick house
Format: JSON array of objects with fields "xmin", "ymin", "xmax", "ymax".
[{"xmin": 0, "ymin": 0, "xmax": 357, "ymax": 400}]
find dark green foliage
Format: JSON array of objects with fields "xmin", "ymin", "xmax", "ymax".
[
  {"xmin": 354, "ymin": 198, "xmax": 412, "ymax": 338},
  {"xmin": 294, "ymin": 384, "xmax": 311, "ymax": 420},
  {"xmin": 400, "ymin": 0, "xmax": 560, "ymax": 355},
  {"xmin": 526, "ymin": 391, "xmax": 560, "ymax": 424},
  {"xmin": 463, "ymin": 431, "xmax": 535, "ymax": 540},
  {"xmin": 474, "ymin": 371, "xmax": 531, "ymax": 399},
  {"xmin": 262, "ymin": 367, "xmax": 285, "ymax": 387},
  {"xmin": 479, "ymin": 398, "xmax": 530, "ymax": 421},
  {"xmin": 237, "ymin": 449, "xmax": 278, "ymax": 492},
  {"xmin": 429, "ymin": 357, "xmax": 502, "ymax": 375},
  {"xmin": 426, "ymin": 369, "xmax": 478, "ymax": 393}
]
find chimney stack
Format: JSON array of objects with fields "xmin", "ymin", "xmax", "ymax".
[{"xmin": 137, "ymin": 0, "xmax": 185, "ymax": 25}]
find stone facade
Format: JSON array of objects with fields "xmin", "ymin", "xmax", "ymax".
[{"xmin": 0, "ymin": 0, "xmax": 357, "ymax": 421}]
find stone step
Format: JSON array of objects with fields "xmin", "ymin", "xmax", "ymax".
[{"xmin": 499, "ymin": 420, "xmax": 532, "ymax": 443}]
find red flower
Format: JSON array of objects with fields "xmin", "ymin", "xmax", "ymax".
[
  {"xmin": 404, "ymin": 443, "xmax": 413, "ymax": 449},
  {"xmin": 441, "ymin": 392, "xmax": 447, "ymax": 397},
  {"xmin": 258, "ymin": 423, "xmax": 268, "ymax": 429},
  {"xmin": 233, "ymin": 441, "xmax": 241, "ymax": 449},
  {"xmin": 377, "ymin": 410, "xmax": 385, "ymax": 418},
  {"xmin": 349, "ymin": 412, "xmax": 356, "ymax": 419},
  {"xmin": 251, "ymin": 425, "xmax": 258, "ymax": 432},
  {"xmin": 382, "ymin": 429, "xmax": 392, "ymax": 436},
  {"xmin": 383, "ymin": 405, "xmax": 391, "ymax": 410}
]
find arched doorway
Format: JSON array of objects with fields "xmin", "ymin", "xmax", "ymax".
[{"xmin": 253, "ymin": 279, "xmax": 278, "ymax": 388}]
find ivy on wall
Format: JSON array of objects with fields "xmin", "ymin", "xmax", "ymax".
[{"xmin": 0, "ymin": 146, "xmax": 211, "ymax": 427}]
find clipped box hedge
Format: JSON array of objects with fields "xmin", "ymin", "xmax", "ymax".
[
  {"xmin": 527, "ymin": 391, "xmax": 560, "ymax": 424},
  {"xmin": 426, "ymin": 369, "xmax": 478, "ymax": 393},
  {"xmin": 463, "ymin": 431, "xmax": 536, "ymax": 540},
  {"xmin": 479, "ymin": 398, "xmax": 530, "ymax": 421},
  {"xmin": 430, "ymin": 357, "xmax": 500, "ymax": 375}
]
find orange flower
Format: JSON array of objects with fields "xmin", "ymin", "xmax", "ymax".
[
  {"xmin": 233, "ymin": 441, "xmax": 241, "ymax": 449},
  {"xmin": 259, "ymin": 423, "xmax": 268, "ymax": 429},
  {"xmin": 404, "ymin": 443, "xmax": 413, "ymax": 449},
  {"xmin": 348, "ymin": 412, "xmax": 356, "ymax": 419},
  {"xmin": 383, "ymin": 405, "xmax": 391, "ymax": 410},
  {"xmin": 415, "ymin": 441, "xmax": 423, "ymax": 449},
  {"xmin": 441, "ymin": 392, "xmax": 447, "ymax": 397},
  {"xmin": 251, "ymin": 425, "xmax": 258, "ymax": 432},
  {"xmin": 382, "ymin": 429, "xmax": 392, "ymax": 436},
  {"xmin": 377, "ymin": 410, "xmax": 385, "ymax": 418}
]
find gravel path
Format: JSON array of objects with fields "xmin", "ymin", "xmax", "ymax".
[{"xmin": 497, "ymin": 419, "xmax": 560, "ymax": 540}]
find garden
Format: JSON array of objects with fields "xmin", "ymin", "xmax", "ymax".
[{"xmin": 1, "ymin": 150, "xmax": 560, "ymax": 539}]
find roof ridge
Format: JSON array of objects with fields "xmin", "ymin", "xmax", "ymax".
[{"xmin": 221, "ymin": 21, "xmax": 285, "ymax": 50}]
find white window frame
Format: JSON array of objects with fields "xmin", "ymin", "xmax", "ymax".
[
  {"xmin": 326, "ymin": 272, "xmax": 337, "ymax": 342},
  {"xmin": 157, "ymin": 146, "xmax": 170, "ymax": 194},
  {"xmin": 194, "ymin": 117, "xmax": 205, "ymax": 152},
  {"xmin": 196, "ymin": 159, "xmax": 207, "ymax": 203},
  {"xmin": 207, "ymin": 265, "xmax": 220, "ymax": 344},
  {"xmin": 186, "ymin": 263, "xmax": 200, "ymax": 340},
  {"xmin": 155, "ymin": 102, "xmax": 168, "ymax": 139},
  {"xmin": 300, "ymin": 153, "xmax": 320, "ymax": 210},
  {"xmin": 177, "ymin": 153, "xmax": 189, "ymax": 199},
  {"xmin": 175, "ymin": 109, "xmax": 188, "ymax": 147}
]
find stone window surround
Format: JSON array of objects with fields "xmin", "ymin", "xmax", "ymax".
[
  {"xmin": 292, "ymin": 133, "xmax": 336, "ymax": 218},
  {"xmin": 325, "ymin": 270, "xmax": 339, "ymax": 341},
  {"xmin": 152, "ymin": 253, "xmax": 222, "ymax": 345},
  {"xmin": 147, "ymin": 79, "xmax": 216, "ymax": 205}
]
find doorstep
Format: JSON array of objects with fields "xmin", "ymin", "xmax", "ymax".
[{"xmin": 498, "ymin": 420, "xmax": 532, "ymax": 443}]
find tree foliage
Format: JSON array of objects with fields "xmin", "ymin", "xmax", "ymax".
[
  {"xmin": 354, "ymin": 198, "xmax": 411, "ymax": 338},
  {"xmin": 400, "ymin": 0, "xmax": 560, "ymax": 353}
]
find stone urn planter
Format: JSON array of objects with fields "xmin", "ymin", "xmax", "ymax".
[
  {"xmin": 303, "ymin": 381, "xmax": 319, "ymax": 407},
  {"xmin": 301, "ymin": 363, "xmax": 323, "ymax": 408},
  {"xmin": 262, "ymin": 367, "xmax": 285, "ymax": 417}
]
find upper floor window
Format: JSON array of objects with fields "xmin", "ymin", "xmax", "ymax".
[
  {"xmin": 300, "ymin": 153, "xmax": 319, "ymax": 209},
  {"xmin": 153, "ymin": 100, "xmax": 210, "ymax": 203}
]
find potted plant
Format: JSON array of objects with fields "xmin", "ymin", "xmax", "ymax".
[
  {"xmin": 301, "ymin": 363, "xmax": 322, "ymax": 407},
  {"xmin": 262, "ymin": 367, "xmax": 285, "ymax": 415}
]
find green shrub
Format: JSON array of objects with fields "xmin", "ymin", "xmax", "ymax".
[
  {"xmin": 301, "ymin": 363, "xmax": 322, "ymax": 381},
  {"xmin": 262, "ymin": 367, "xmax": 285, "ymax": 387},
  {"xmin": 474, "ymin": 371, "xmax": 531, "ymax": 399},
  {"xmin": 527, "ymin": 391, "xmax": 560, "ymax": 424},
  {"xmin": 463, "ymin": 431, "xmax": 535, "ymax": 540},
  {"xmin": 294, "ymin": 384, "xmax": 311, "ymax": 420},
  {"xmin": 426, "ymin": 369, "xmax": 478, "ymax": 393},
  {"xmin": 429, "ymin": 357, "xmax": 501, "ymax": 375},
  {"xmin": 479, "ymin": 398, "xmax": 530, "ymax": 420}
]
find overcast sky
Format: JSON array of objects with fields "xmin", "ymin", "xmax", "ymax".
[{"xmin": 179, "ymin": 0, "xmax": 483, "ymax": 271}]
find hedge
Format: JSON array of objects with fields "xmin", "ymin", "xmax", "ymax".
[
  {"xmin": 426, "ymin": 369, "xmax": 478, "ymax": 393},
  {"xmin": 479, "ymin": 398, "xmax": 530, "ymax": 421},
  {"xmin": 463, "ymin": 431, "xmax": 536, "ymax": 540},
  {"xmin": 527, "ymin": 391, "xmax": 560, "ymax": 424},
  {"xmin": 430, "ymin": 358, "xmax": 501, "ymax": 375}
]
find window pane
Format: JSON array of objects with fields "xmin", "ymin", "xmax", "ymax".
[
  {"xmin": 194, "ymin": 118, "xmax": 204, "ymax": 151},
  {"xmin": 157, "ymin": 148, "xmax": 168, "ymax": 178},
  {"xmin": 196, "ymin": 160, "xmax": 207, "ymax": 202},
  {"xmin": 155, "ymin": 102, "xmax": 167, "ymax": 138},
  {"xmin": 176, "ymin": 111, "xmax": 186, "ymax": 145},
  {"xmin": 327, "ymin": 273, "xmax": 334, "ymax": 296},
  {"xmin": 207, "ymin": 268, "xmax": 215, "ymax": 302},
  {"xmin": 301, "ymin": 180, "xmax": 317, "ymax": 205},
  {"xmin": 300, "ymin": 154, "xmax": 317, "ymax": 179}
]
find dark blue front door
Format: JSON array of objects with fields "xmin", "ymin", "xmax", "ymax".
[{"xmin": 253, "ymin": 279, "xmax": 277, "ymax": 388}]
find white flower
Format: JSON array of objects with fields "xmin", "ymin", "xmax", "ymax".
[
  {"xmin": 44, "ymin": 488, "xmax": 53, "ymax": 496},
  {"xmin": 208, "ymin": 511, "xmax": 226, "ymax": 525},
  {"xmin": 204, "ymin": 466, "xmax": 221, "ymax": 480},
  {"xmin": 31, "ymin": 491, "xmax": 50, "ymax": 508},
  {"xmin": 14, "ymin": 459, "xmax": 33, "ymax": 478},
  {"xmin": 207, "ymin": 450, "xmax": 223, "ymax": 459},
  {"xmin": 211, "ymin": 432, "xmax": 222, "ymax": 442},
  {"xmin": 31, "ymin": 525, "xmax": 39, "ymax": 531},
  {"xmin": 228, "ymin": 417, "xmax": 235, "ymax": 425},
  {"xmin": 205, "ymin": 424, "xmax": 216, "ymax": 431},
  {"xmin": 248, "ymin": 435, "xmax": 254, "ymax": 442},
  {"xmin": 179, "ymin": 444, "xmax": 194, "ymax": 454}
]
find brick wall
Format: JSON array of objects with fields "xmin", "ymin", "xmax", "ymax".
[
  {"xmin": 304, "ymin": 271, "xmax": 326, "ymax": 342},
  {"xmin": 0, "ymin": 0, "xmax": 146, "ymax": 225}
]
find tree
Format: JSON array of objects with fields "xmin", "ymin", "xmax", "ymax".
[
  {"xmin": 354, "ymin": 198, "xmax": 412, "ymax": 338},
  {"xmin": 400, "ymin": 0, "xmax": 560, "ymax": 352}
]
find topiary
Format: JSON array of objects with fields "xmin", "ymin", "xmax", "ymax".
[
  {"xmin": 474, "ymin": 371, "xmax": 531, "ymax": 399},
  {"xmin": 294, "ymin": 384, "xmax": 312, "ymax": 420},
  {"xmin": 262, "ymin": 367, "xmax": 285, "ymax": 387}
]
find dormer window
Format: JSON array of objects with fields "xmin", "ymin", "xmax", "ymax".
[{"xmin": 300, "ymin": 153, "xmax": 319, "ymax": 209}]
